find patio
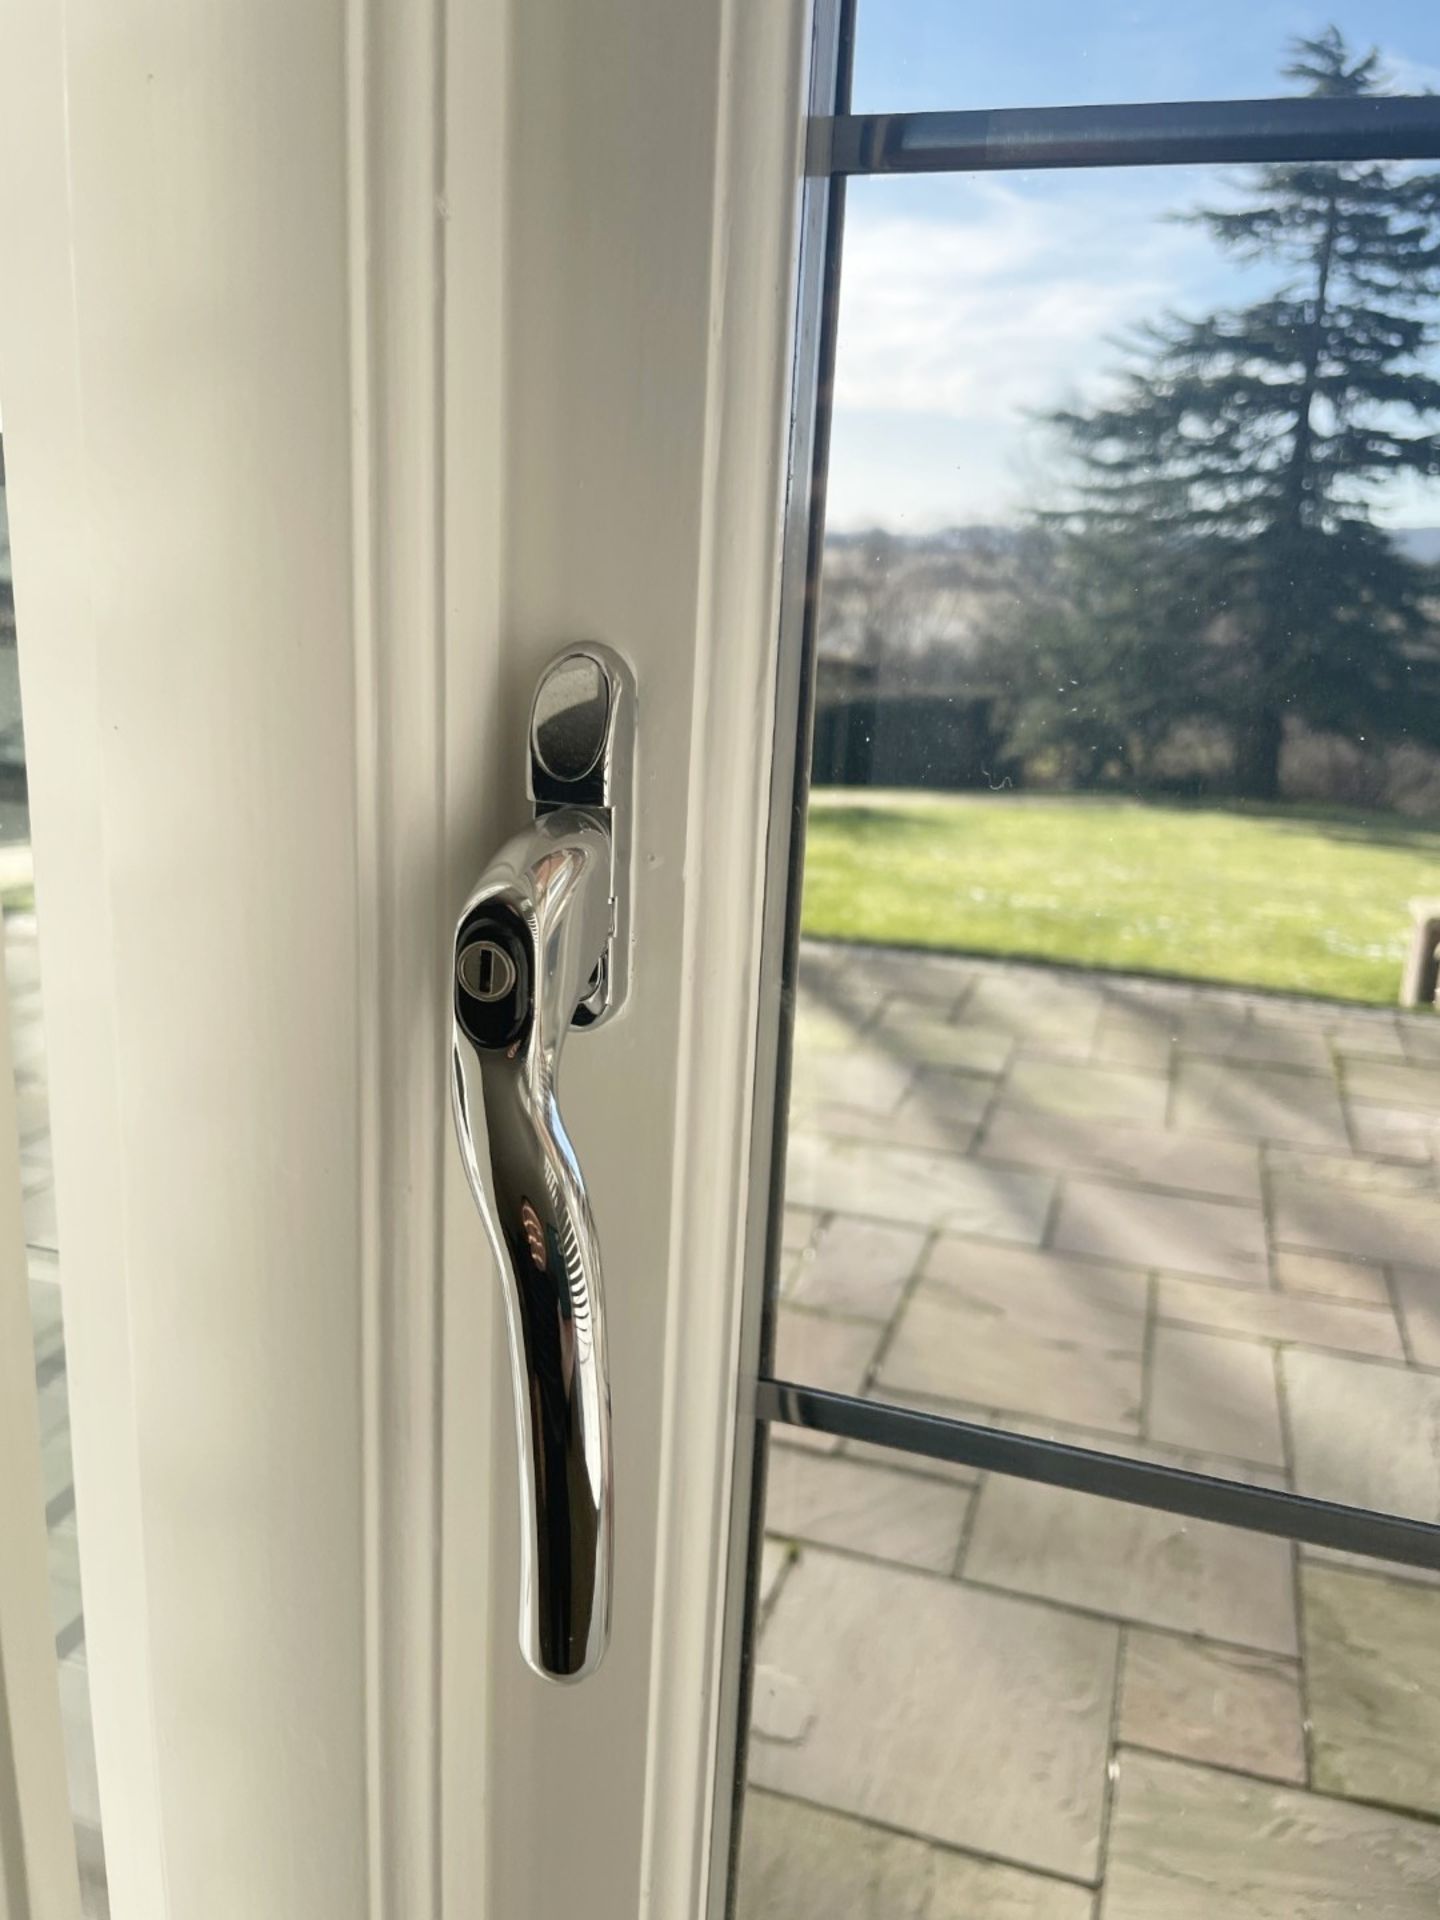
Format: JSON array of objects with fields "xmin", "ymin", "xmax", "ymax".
[
  {"xmin": 16, "ymin": 914, "xmax": 1440, "ymax": 1916},
  {"xmin": 741, "ymin": 939, "xmax": 1440, "ymax": 1917}
]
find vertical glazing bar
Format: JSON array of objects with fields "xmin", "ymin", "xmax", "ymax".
[{"xmin": 710, "ymin": 0, "xmax": 856, "ymax": 1911}]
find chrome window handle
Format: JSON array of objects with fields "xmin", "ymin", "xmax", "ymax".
[{"xmin": 450, "ymin": 647, "xmax": 632, "ymax": 1682}]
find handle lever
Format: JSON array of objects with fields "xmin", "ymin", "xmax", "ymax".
[{"xmin": 450, "ymin": 647, "xmax": 632, "ymax": 1681}]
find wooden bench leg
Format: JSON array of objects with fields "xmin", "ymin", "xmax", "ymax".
[{"xmin": 1401, "ymin": 917, "xmax": 1440, "ymax": 1008}]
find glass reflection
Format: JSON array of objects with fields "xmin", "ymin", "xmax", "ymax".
[
  {"xmin": 1, "ymin": 433, "xmax": 108, "ymax": 1911},
  {"xmin": 779, "ymin": 32, "xmax": 1440, "ymax": 1530}
]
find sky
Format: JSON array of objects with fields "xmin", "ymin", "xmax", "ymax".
[{"xmin": 827, "ymin": 1, "xmax": 1440, "ymax": 531}]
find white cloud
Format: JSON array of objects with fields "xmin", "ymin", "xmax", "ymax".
[
  {"xmin": 832, "ymin": 180, "xmax": 1199, "ymax": 428},
  {"xmin": 1381, "ymin": 49, "xmax": 1440, "ymax": 93},
  {"xmin": 824, "ymin": 164, "xmax": 1440, "ymax": 533}
]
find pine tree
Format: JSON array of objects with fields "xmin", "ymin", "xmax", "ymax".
[
  {"xmin": 980, "ymin": 522, "xmax": 1226, "ymax": 790},
  {"xmin": 1043, "ymin": 27, "xmax": 1440, "ymax": 801}
]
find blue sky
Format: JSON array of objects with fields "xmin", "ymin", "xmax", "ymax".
[{"xmin": 827, "ymin": 3, "xmax": 1440, "ymax": 530}]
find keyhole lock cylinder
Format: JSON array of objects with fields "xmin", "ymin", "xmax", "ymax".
[{"xmin": 458, "ymin": 938, "xmax": 518, "ymax": 1003}]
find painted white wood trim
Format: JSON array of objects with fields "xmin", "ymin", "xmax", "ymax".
[
  {"xmin": 0, "ymin": 0, "xmax": 484, "ymax": 1912},
  {"xmin": 637, "ymin": 0, "xmax": 814, "ymax": 1909},
  {"xmin": 435, "ymin": 0, "xmax": 510, "ymax": 1908},
  {"xmin": 1, "ymin": 1, "xmax": 804, "ymax": 1915},
  {"xmin": 0, "ymin": 6, "xmax": 169, "ymax": 1907},
  {"xmin": 0, "ymin": 943, "xmax": 82, "ymax": 1920},
  {"xmin": 467, "ymin": 2, "xmax": 810, "ymax": 1914},
  {"xmin": 345, "ymin": 0, "xmax": 486, "ymax": 1913}
]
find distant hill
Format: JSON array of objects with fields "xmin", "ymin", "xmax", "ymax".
[
  {"xmin": 818, "ymin": 522, "xmax": 1440, "ymax": 684},
  {"xmin": 826, "ymin": 524, "xmax": 1026, "ymax": 558},
  {"xmin": 829, "ymin": 523, "xmax": 1440, "ymax": 565}
]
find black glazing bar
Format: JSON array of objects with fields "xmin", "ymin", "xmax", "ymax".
[
  {"xmin": 756, "ymin": 1378, "xmax": 1440, "ymax": 1573},
  {"xmin": 825, "ymin": 95, "xmax": 1440, "ymax": 176}
]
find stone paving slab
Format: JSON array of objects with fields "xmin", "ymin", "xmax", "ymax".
[
  {"xmin": 1346, "ymin": 1101, "xmax": 1440, "ymax": 1161},
  {"xmin": 785, "ymin": 1213, "xmax": 926, "ymax": 1321},
  {"xmin": 1284, "ymin": 1348, "xmax": 1440, "ymax": 1523},
  {"xmin": 1270, "ymin": 1247, "xmax": 1392, "ymax": 1306},
  {"xmin": 1090, "ymin": 1007, "xmax": 1174, "ymax": 1069},
  {"xmin": 878, "ymin": 1242, "xmax": 1147, "ymax": 1435},
  {"xmin": 1101, "ymin": 1750, "xmax": 1440, "ymax": 1918},
  {"xmin": 1342, "ymin": 1058, "xmax": 1440, "ymax": 1113},
  {"xmin": 773, "ymin": 1306, "xmax": 880, "ymax": 1409},
  {"xmin": 1146, "ymin": 1324, "xmax": 1285, "ymax": 1467},
  {"xmin": 903, "ymin": 1065, "xmax": 999, "ymax": 1135},
  {"xmin": 1267, "ymin": 1143, "xmax": 1436, "ymax": 1194},
  {"xmin": 1117, "ymin": 1630, "xmax": 1305, "ymax": 1784},
  {"xmin": 875, "ymin": 1004, "xmax": 1015, "ymax": 1074},
  {"xmin": 980, "ymin": 1107, "xmax": 1262, "ymax": 1201},
  {"xmin": 966, "ymin": 973, "xmax": 1106, "ymax": 1054},
  {"xmin": 1327, "ymin": 1016, "xmax": 1407, "ymax": 1060},
  {"xmin": 1171, "ymin": 1057, "xmax": 1351, "ymax": 1147},
  {"xmin": 1272, "ymin": 1173, "xmax": 1440, "ymax": 1269},
  {"xmin": 1156, "ymin": 1271, "xmax": 1404, "ymax": 1357},
  {"xmin": 1051, "ymin": 1180, "xmax": 1266, "ymax": 1284},
  {"xmin": 737, "ymin": 1792, "xmax": 1094, "ymax": 1920},
  {"xmin": 1393, "ymin": 1265, "xmax": 1440, "ymax": 1367},
  {"xmin": 791, "ymin": 1046, "xmax": 914, "ymax": 1121},
  {"xmin": 786, "ymin": 1133, "xmax": 1053, "ymax": 1239},
  {"xmin": 1304, "ymin": 1562, "xmax": 1440, "ymax": 1819},
  {"xmin": 765, "ymin": 1449, "xmax": 972, "ymax": 1573},
  {"xmin": 961, "ymin": 1471, "xmax": 1299, "ymax": 1654},
  {"xmin": 1302, "ymin": 1542, "xmax": 1440, "ymax": 1590},
  {"xmin": 1401, "ymin": 1021, "xmax": 1440, "ymax": 1062},
  {"xmin": 1001, "ymin": 1057, "xmax": 1171, "ymax": 1126},
  {"xmin": 750, "ymin": 1547, "xmax": 1118, "ymax": 1881}
]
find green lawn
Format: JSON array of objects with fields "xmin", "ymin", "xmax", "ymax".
[{"xmin": 801, "ymin": 791, "xmax": 1440, "ymax": 1006}]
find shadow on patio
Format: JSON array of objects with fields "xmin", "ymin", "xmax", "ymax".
[{"xmin": 738, "ymin": 939, "xmax": 1440, "ymax": 1918}]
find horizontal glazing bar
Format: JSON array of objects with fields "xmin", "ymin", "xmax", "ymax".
[
  {"xmin": 756, "ymin": 1378, "xmax": 1440, "ymax": 1573},
  {"xmin": 824, "ymin": 95, "xmax": 1440, "ymax": 175}
]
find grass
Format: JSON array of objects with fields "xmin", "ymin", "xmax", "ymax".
[{"xmin": 801, "ymin": 790, "xmax": 1440, "ymax": 1006}]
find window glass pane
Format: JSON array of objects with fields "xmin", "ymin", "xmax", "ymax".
[
  {"xmin": 1, "ymin": 431, "xmax": 108, "ymax": 1912},
  {"xmin": 775, "ymin": 149, "xmax": 1440, "ymax": 1528},
  {"xmin": 734, "ymin": 1450, "xmax": 1440, "ymax": 1915},
  {"xmin": 853, "ymin": 3, "xmax": 1440, "ymax": 114}
]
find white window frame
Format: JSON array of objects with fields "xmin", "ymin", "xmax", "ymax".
[{"xmin": 0, "ymin": 0, "xmax": 820, "ymax": 1915}]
